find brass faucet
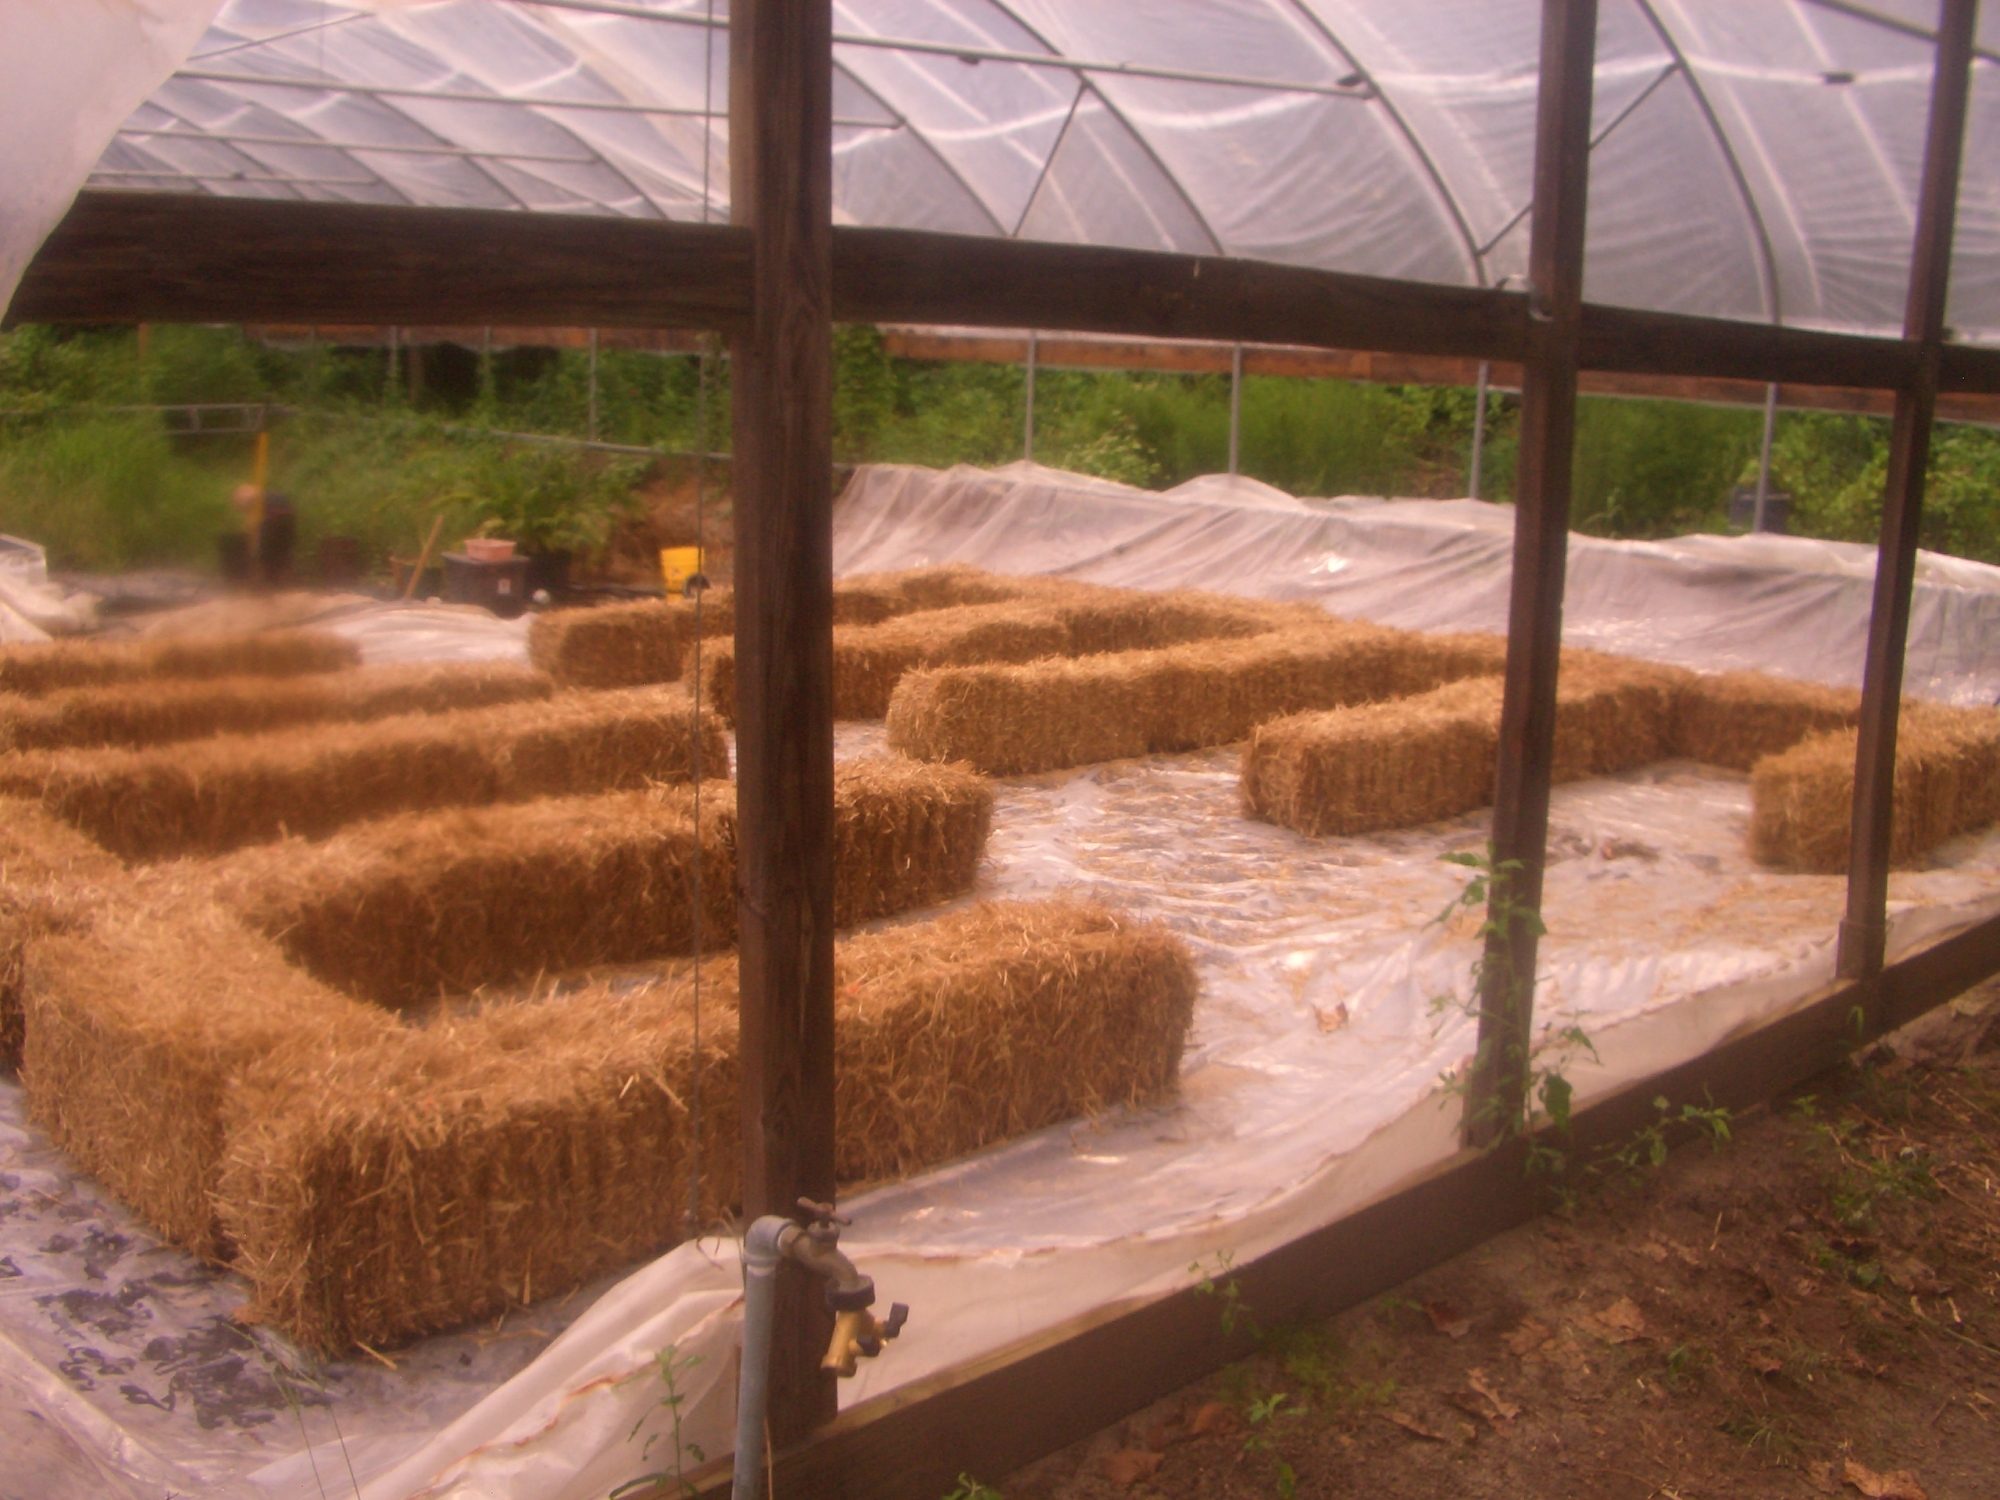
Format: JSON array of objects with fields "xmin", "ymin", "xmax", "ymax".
[{"xmin": 784, "ymin": 1199, "xmax": 909, "ymax": 1378}]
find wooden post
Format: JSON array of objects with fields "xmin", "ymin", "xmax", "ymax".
[
  {"xmin": 729, "ymin": 0, "xmax": 839, "ymax": 1451},
  {"xmin": 1462, "ymin": 0, "xmax": 1597, "ymax": 1148},
  {"xmin": 1837, "ymin": 0, "xmax": 1978, "ymax": 980}
]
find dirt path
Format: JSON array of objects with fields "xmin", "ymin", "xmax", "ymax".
[{"xmin": 996, "ymin": 993, "xmax": 2000, "ymax": 1500}]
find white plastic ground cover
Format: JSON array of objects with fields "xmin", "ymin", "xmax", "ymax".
[
  {"xmin": 5, "ymin": 465, "xmax": 1999, "ymax": 1497},
  {"xmin": 835, "ymin": 462, "xmax": 2000, "ymax": 705},
  {"xmin": 0, "ymin": 536, "xmax": 99, "ymax": 643},
  {"xmin": 24, "ymin": 1, "xmax": 2000, "ymax": 346}
]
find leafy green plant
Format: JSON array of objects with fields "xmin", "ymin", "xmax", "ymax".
[
  {"xmin": 1428, "ymin": 846, "xmax": 1595, "ymax": 1187},
  {"xmin": 611, "ymin": 1344, "xmax": 707, "ymax": 1500},
  {"xmin": 938, "ymin": 1475, "xmax": 1002, "ymax": 1500}
]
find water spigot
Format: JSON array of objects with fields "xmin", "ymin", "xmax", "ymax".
[{"xmin": 822, "ymin": 1301, "xmax": 910, "ymax": 1377}]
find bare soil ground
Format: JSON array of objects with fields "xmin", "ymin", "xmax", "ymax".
[
  {"xmin": 1000, "ymin": 989, "xmax": 2000, "ymax": 1500},
  {"xmin": 601, "ymin": 460, "xmax": 735, "ymax": 588}
]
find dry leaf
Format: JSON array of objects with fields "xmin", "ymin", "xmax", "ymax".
[
  {"xmin": 1316, "ymin": 1001, "xmax": 1350, "ymax": 1033},
  {"xmin": 1843, "ymin": 1458, "xmax": 1927, "ymax": 1500},
  {"xmin": 1805, "ymin": 1459, "xmax": 1840, "ymax": 1494},
  {"xmin": 1503, "ymin": 1316, "xmax": 1552, "ymax": 1358},
  {"xmin": 1383, "ymin": 1409, "xmax": 1450, "ymax": 1442},
  {"xmin": 1100, "ymin": 1448, "xmax": 1165, "ymax": 1486},
  {"xmin": 1581, "ymin": 1297, "xmax": 1646, "ymax": 1344},
  {"xmin": 1425, "ymin": 1298, "xmax": 1473, "ymax": 1339},
  {"xmin": 1749, "ymin": 1351, "xmax": 1783, "ymax": 1377},
  {"xmin": 1467, "ymin": 1367, "xmax": 1521, "ymax": 1422},
  {"xmin": 1185, "ymin": 1400, "xmax": 1233, "ymax": 1438}
]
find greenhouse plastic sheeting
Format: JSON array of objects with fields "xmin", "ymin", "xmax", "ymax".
[
  {"xmin": 7, "ymin": 463, "xmax": 2000, "ymax": 1498},
  {"xmin": 5, "ymin": 3, "xmax": 2000, "ymax": 345}
]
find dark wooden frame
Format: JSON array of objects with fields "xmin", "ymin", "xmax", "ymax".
[{"xmin": 8, "ymin": 0, "xmax": 1998, "ymax": 1488}]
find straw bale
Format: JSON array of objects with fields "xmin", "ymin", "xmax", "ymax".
[
  {"xmin": 210, "ymin": 757, "xmax": 991, "ymax": 1008},
  {"xmin": 211, "ymin": 785, "xmax": 739, "ymax": 1010},
  {"xmin": 526, "ymin": 570, "xmax": 1031, "ymax": 690},
  {"xmin": 829, "ymin": 757, "xmax": 994, "ymax": 925},
  {"xmin": 0, "ymin": 799, "xmax": 126, "ymax": 1070},
  {"xmin": 19, "ymin": 894, "xmax": 395, "ymax": 1258},
  {"xmin": 217, "ymin": 898, "xmax": 1193, "ymax": 1350},
  {"xmin": 885, "ymin": 620, "xmax": 1496, "ymax": 775},
  {"xmin": 699, "ymin": 602, "xmax": 1076, "ymax": 723},
  {"xmin": 15, "ymin": 687, "xmax": 727, "ymax": 860},
  {"xmin": 0, "ymin": 662, "xmax": 553, "ymax": 753},
  {"xmin": 1669, "ymin": 671, "xmax": 1860, "ymax": 770},
  {"xmin": 1241, "ymin": 663, "xmax": 1675, "ymax": 838},
  {"xmin": 527, "ymin": 594, "xmax": 733, "ymax": 689},
  {"xmin": 1749, "ymin": 704, "xmax": 2000, "ymax": 872},
  {"xmin": 0, "ymin": 628, "xmax": 359, "ymax": 698}
]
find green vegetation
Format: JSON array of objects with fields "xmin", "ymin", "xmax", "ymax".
[{"xmin": 3, "ymin": 322, "xmax": 1996, "ymax": 575}]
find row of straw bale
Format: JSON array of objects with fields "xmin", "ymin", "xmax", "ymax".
[
  {"xmin": 527, "ymin": 565, "xmax": 1036, "ymax": 688},
  {"xmin": 0, "ymin": 799, "xmax": 126, "ymax": 1070},
  {"xmin": 1240, "ymin": 658, "xmax": 1679, "ymax": 838},
  {"xmin": 1750, "ymin": 703, "xmax": 2000, "ymax": 871},
  {"xmin": 886, "ymin": 622, "xmax": 1511, "ymax": 775},
  {"xmin": 215, "ymin": 899, "xmax": 1197, "ymax": 1351},
  {"xmin": 0, "ymin": 687, "xmax": 727, "ymax": 860},
  {"xmin": 0, "ymin": 628, "xmax": 359, "ymax": 697},
  {"xmin": 21, "ymin": 895, "xmax": 399, "ymax": 1257},
  {"xmin": 1666, "ymin": 671, "xmax": 1860, "ymax": 769},
  {"xmin": 698, "ymin": 587, "xmax": 1289, "ymax": 723},
  {"xmin": 0, "ymin": 662, "xmax": 554, "ymax": 753},
  {"xmin": 209, "ymin": 757, "xmax": 993, "ymax": 1008}
]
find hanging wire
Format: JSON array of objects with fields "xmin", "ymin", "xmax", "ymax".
[{"xmin": 684, "ymin": 0, "xmax": 720, "ymax": 1242}]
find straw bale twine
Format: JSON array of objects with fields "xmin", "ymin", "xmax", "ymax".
[
  {"xmin": 0, "ymin": 662, "xmax": 553, "ymax": 753},
  {"xmin": 1750, "ymin": 704, "xmax": 2000, "ymax": 872},
  {"xmin": 17, "ymin": 687, "xmax": 726, "ymax": 860},
  {"xmin": 20, "ymin": 893, "xmax": 395, "ymax": 1258},
  {"xmin": 217, "ymin": 898, "xmax": 1193, "ymax": 1351},
  {"xmin": 0, "ymin": 628, "xmax": 359, "ymax": 697},
  {"xmin": 1670, "ymin": 671, "xmax": 1860, "ymax": 770}
]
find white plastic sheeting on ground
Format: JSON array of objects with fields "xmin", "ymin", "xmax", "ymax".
[
  {"xmin": 835, "ymin": 463, "xmax": 2000, "ymax": 705},
  {"xmin": 6, "ymin": 465, "xmax": 2000, "ymax": 1498},
  {"xmin": 129, "ymin": 589, "xmax": 532, "ymax": 663},
  {"xmin": 0, "ymin": 537, "xmax": 97, "ymax": 642}
]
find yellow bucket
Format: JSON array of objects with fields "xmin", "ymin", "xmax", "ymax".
[{"xmin": 660, "ymin": 545, "xmax": 704, "ymax": 595}]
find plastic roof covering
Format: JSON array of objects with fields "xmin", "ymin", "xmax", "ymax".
[{"xmin": 74, "ymin": 1, "xmax": 2000, "ymax": 345}]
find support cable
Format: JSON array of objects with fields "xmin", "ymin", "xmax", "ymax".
[{"xmin": 684, "ymin": 0, "xmax": 719, "ymax": 1243}]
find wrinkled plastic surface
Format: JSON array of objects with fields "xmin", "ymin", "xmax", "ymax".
[
  {"xmin": 0, "ymin": 536, "xmax": 99, "ymax": 642},
  {"xmin": 17, "ymin": 1, "xmax": 1998, "ymax": 345},
  {"xmin": 6, "ymin": 465, "xmax": 2000, "ymax": 1498},
  {"xmin": 836, "ymin": 463, "xmax": 2000, "ymax": 705}
]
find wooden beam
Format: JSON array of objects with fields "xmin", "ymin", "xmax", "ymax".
[
  {"xmin": 1838, "ymin": 0, "xmax": 1978, "ymax": 981},
  {"xmin": 1578, "ymin": 304, "xmax": 1922, "ymax": 391},
  {"xmin": 832, "ymin": 226, "xmax": 1528, "ymax": 364},
  {"xmin": 728, "ymin": 0, "xmax": 840, "ymax": 1451},
  {"xmin": 15, "ymin": 193, "xmax": 2000, "ymax": 407},
  {"xmin": 654, "ymin": 906, "xmax": 2000, "ymax": 1500},
  {"xmin": 1464, "ymin": 0, "xmax": 1597, "ymax": 1148},
  {"xmin": 6, "ymin": 193, "xmax": 751, "ymax": 332}
]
